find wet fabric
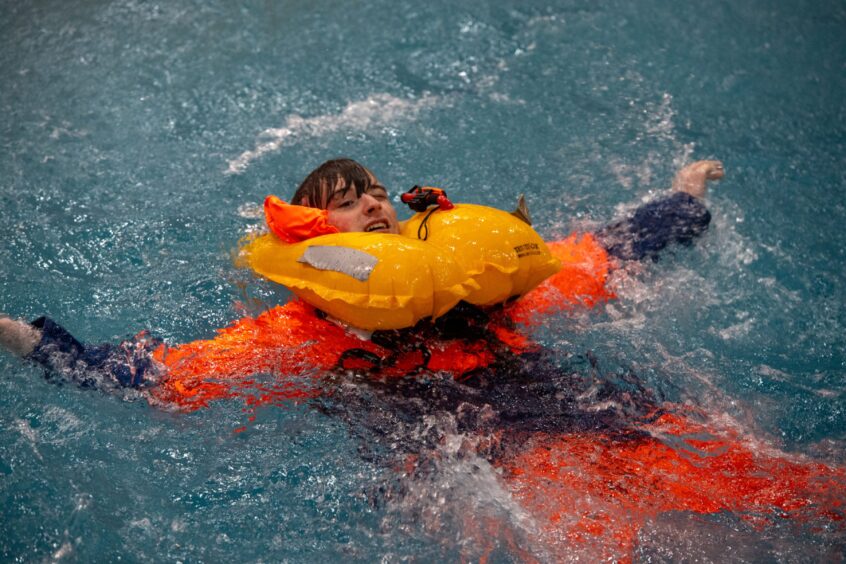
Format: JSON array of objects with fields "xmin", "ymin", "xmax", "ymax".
[
  {"xmin": 317, "ymin": 350, "xmax": 845, "ymax": 561},
  {"xmin": 149, "ymin": 300, "xmax": 531, "ymax": 410},
  {"xmin": 595, "ymin": 192, "xmax": 711, "ymax": 261},
  {"xmin": 27, "ymin": 316, "xmax": 162, "ymax": 389}
]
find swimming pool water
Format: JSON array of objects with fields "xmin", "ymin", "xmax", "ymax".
[{"xmin": 2, "ymin": 0, "xmax": 844, "ymax": 561}]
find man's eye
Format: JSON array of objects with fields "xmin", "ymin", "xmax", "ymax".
[{"xmin": 337, "ymin": 199, "xmax": 355, "ymax": 208}]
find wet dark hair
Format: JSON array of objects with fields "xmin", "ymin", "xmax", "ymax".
[{"xmin": 292, "ymin": 158, "xmax": 377, "ymax": 210}]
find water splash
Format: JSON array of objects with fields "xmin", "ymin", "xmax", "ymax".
[
  {"xmin": 225, "ymin": 93, "xmax": 439, "ymax": 174},
  {"xmin": 608, "ymin": 93, "xmax": 697, "ymax": 192}
]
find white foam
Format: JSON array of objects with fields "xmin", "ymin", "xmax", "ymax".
[
  {"xmin": 51, "ymin": 539, "xmax": 73, "ymax": 562},
  {"xmin": 608, "ymin": 93, "xmax": 697, "ymax": 191},
  {"xmin": 14, "ymin": 418, "xmax": 43, "ymax": 461},
  {"xmin": 236, "ymin": 201, "xmax": 263, "ymax": 219},
  {"xmin": 225, "ymin": 93, "xmax": 439, "ymax": 174},
  {"xmin": 713, "ymin": 317, "xmax": 755, "ymax": 340}
]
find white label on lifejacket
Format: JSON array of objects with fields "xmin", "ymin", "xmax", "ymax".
[{"xmin": 298, "ymin": 246, "xmax": 378, "ymax": 282}]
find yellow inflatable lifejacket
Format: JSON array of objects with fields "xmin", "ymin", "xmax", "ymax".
[
  {"xmin": 402, "ymin": 204, "xmax": 560, "ymax": 306},
  {"xmin": 241, "ymin": 195, "xmax": 560, "ymax": 330},
  {"xmin": 246, "ymin": 231, "xmax": 479, "ymax": 330}
]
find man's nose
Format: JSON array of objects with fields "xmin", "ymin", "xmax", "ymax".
[{"xmin": 361, "ymin": 193, "xmax": 382, "ymax": 213}]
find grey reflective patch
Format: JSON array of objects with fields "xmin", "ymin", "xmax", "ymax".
[{"xmin": 297, "ymin": 246, "xmax": 378, "ymax": 282}]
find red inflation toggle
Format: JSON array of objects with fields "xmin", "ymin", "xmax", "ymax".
[
  {"xmin": 436, "ymin": 194, "xmax": 454, "ymax": 210},
  {"xmin": 401, "ymin": 186, "xmax": 454, "ymax": 212}
]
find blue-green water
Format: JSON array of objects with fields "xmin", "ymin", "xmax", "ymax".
[{"xmin": 1, "ymin": 0, "xmax": 844, "ymax": 561}]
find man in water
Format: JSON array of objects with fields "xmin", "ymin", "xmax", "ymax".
[
  {"xmin": 7, "ymin": 161, "xmax": 845, "ymax": 562},
  {"xmin": 0, "ymin": 157, "xmax": 724, "ymax": 381}
]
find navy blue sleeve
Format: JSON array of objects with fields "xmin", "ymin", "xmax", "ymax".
[
  {"xmin": 594, "ymin": 192, "xmax": 711, "ymax": 261},
  {"xmin": 27, "ymin": 317, "xmax": 161, "ymax": 389}
]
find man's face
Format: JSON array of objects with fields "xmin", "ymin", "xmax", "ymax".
[{"xmin": 324, "ymin": 175, "xmax": 400, "ymax": 234}]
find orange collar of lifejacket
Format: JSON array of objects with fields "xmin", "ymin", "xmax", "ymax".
[{"xmin": 264, "ymin": 195, "xmax": 340, "ymax": 243}]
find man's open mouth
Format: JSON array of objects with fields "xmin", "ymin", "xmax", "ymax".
[{"xmin": 365, "ymin": 222, "xmax": 389, "ymax": 232}]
